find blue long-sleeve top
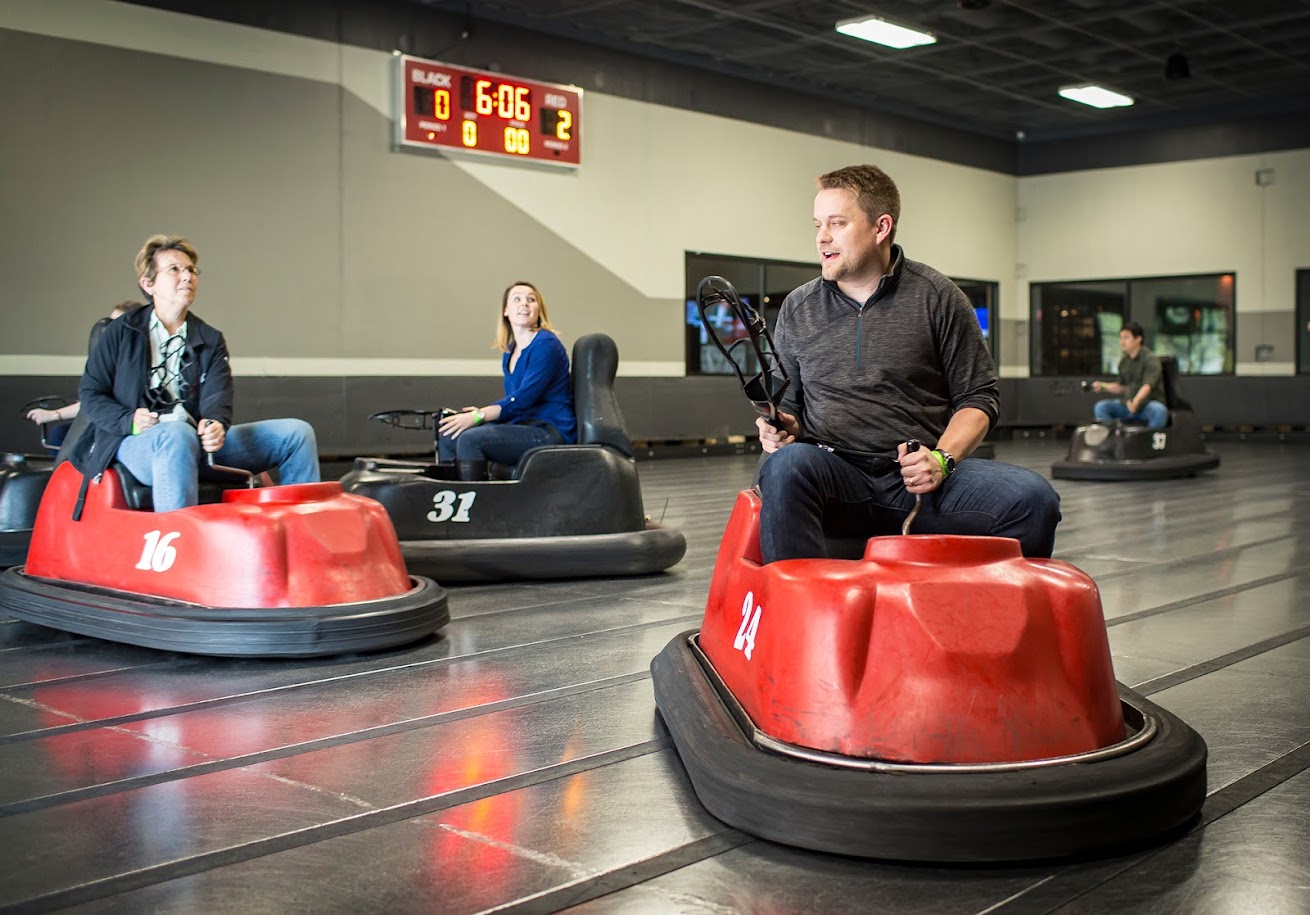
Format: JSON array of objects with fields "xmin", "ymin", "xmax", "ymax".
[{"xmin": 496, "ymin": 330, "xmax": 577, "ymax": 443}]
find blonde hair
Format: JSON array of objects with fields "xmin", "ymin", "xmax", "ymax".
[
  {"xmin": 494, "ymin": 281, "xmax": 558, "ymax": 353},
  {"xmin": 817, "ymin": 165, "xmax": 900, "ymax": 243},
  {"xmin": 134, "ymin": 234, "xmax": 199, "ymax": 283},
  {"xmin": 110, "ymin": 301, "xmax": 140, "ymax": 319}
]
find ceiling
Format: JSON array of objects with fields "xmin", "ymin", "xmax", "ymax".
[{"xmin": 401, "ymin": 0, "xmax": 1310, "ymax": 141}]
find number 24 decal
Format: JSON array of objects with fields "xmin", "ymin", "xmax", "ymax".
[
  {"xmin": 734, "ymin": 591, "xmax": 763, "ymax": 659},
  {"xmin": 428, "ymin": 490, "xmax": 476, "ymax": 523}
]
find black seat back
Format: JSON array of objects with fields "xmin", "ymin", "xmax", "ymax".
[
  {"xmin": 1158, "ymin": 355, "xmax": 1192, "ymax": 412},
  {"xmin": 53, "ymin": 317, "xmax": 114, "ymax": 469},
  {"xmin": 571, "ymin": 334, "xmax": 632, "ymax": 458}
]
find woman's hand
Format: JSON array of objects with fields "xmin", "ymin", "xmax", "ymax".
[
  {"xmin": 133, "ymin": 408, "xmax": 160, "ymax": 433},
  {"xmin": 439, "ymin": 407, "xmax": 483, "ymax": 439},
  {"xmin": 198, "ymin": 419, "xmax": 225, "ymax": 453}
]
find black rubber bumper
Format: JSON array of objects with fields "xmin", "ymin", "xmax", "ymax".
[
  {"xmin": 399, "ymin": 523, "xmax": 687, "ymax": 582},
  {"xmin": 0, "ymin": 567, "xmax": 449, "ymax": 657},
  {"xmin": 1052, "ymin": 451, "xmax": 1220, "ymax": 481},
  {"xmin": 651, "ymin": 630, "xmax": 1208, "ymax": 863}
]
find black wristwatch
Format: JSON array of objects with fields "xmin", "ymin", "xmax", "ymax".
[{"xmin": 932, "ymin": 449, "xmax": 956, "ymax": 479}]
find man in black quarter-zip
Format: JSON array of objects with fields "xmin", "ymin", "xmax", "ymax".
[{"xmin": 754, "ymin": 164, "xmax": 1060, "ymax": 561}]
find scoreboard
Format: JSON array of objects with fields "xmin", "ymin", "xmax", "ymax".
[{"xmin": 394, "ymin": 54, "xmax": 582, "ymax": 168}]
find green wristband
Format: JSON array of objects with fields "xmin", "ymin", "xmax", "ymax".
[{"xmin": 931, "ymin": 450, "xmax": 947, "ymax": 474}]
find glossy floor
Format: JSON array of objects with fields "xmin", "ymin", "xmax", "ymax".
[{"xmin": 2, "ymin": 441, "xmax": 1308, "ymax": 914}]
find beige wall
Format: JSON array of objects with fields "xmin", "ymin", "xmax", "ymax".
[
  {"xmin": 1017, "ymin": 149, "xmax": 1310, "ymax": 375},
  {"xmin": 0, "ymin": 0, "xmax": 1016, "ymax": 379},
  {"xmin": 2, "ymin": 0, "xmax": 1305, "ymax": 385}
]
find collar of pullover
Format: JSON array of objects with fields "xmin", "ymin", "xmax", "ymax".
[{"xmin": 821, "ymin": 244, "xmax": 905, "ymax": 310}]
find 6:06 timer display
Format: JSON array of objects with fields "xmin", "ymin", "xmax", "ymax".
[{"xmin": 395, "ymin": 54, "xmax": 582, "ymax": 167}]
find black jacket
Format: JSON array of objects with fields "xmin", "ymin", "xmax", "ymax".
[{"xmin": 69, "ymin": 304, "xmax": 234, "ymax": 483}]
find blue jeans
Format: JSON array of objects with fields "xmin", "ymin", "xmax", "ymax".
[
  {"xmin": 438, "ymin": 423, "xmax": 561, "ymax": 464},
  {"xmin": 756, "ymin": 443, "xmax": 1062, "ymax": 562},
  {"xmin": 115, "ymin": 418, "xmax": 320, "ymax": 512},
  {"xmin": 1093, "ymin": 399, "xmax": 1169, "ymax": 429}
]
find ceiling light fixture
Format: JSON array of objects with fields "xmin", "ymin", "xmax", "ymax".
[
  {"xmin": 835, "ymin": 15, "xmax": 936, "ymax": 49},
  {"xmin": 1058, "ymin": 84, "xmax": 1134, "ymax": 109}
]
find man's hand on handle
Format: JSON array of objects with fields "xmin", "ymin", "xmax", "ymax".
[
  {"xmin": 755, "ymin": 412, "xmax": 800, "ymax": 453},
  {"xmin": 898, "ymin": 440, "xmax": 943, "ymax": 494}
]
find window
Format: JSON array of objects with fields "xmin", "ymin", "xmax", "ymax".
[
  {"xmin": 954, "ymin": 278, "xmax": 997, "ymax": 361},
  {"xmin": 1030, "ymin": 274, "xmax": 1234, "ymax": 376},
  {"xmin": 685, "ymin": 253, "xmax": 813, "ymax": 375},
  {"xmin": 686, "ymin": 252, "xmax": 996, "ymax": 373},
  {"xmin": 1298, "ymin": 269, "xmax": 1310, "ymax": 375}
]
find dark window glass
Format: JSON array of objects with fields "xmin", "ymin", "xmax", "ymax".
[
  {"xmin": 686, "ymin": 253, "xmax": 998, "ymax": 375},
  {"xmin": 685, "ymin": 253, "xmax": 813, "ymax": 375},
  {"xmin": 1131, "ymin": 274, "xmax": 1234, "ymax": 374},
  {"xmin": 1030, "ymin": 274, "xmax": 1234, "ymax": 376},
  {"xmin": 1031, "ymin": 281, "xmax": 1127, "ymax": 375},
  {"xmin": 953, "ymin": 278, "xmax": 997, "ymax": 361},
  {"xmin": 1298, "ymin": 269, "xmax": 1310, "ymax": 375}
]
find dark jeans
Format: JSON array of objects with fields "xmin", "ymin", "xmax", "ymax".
[
  {"xmin": 756, "ymin": 443, "xmax": 1062, "ymax": 562},
  {"xmin": 438, "ymin": 422, "xmax": 562, "ymax": 464}
]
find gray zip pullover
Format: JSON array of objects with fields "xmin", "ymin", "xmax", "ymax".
[{"xmin": 774, "ymin": 245, "xmax": 998, "ymax": 457}]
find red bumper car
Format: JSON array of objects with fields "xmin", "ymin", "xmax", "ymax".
[
  {"xmin": 651, "ymin": 489, "xmax": 1207, "ymax": 862},
  {"xmin": 0, "ymin": 461, "xmax": 448, "ymax": 656}
]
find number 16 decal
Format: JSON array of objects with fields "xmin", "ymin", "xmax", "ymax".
[
  {"xmin": 735, "ymin": 591, "xmax": 762, "ymax": 659},
  {"xmin": 136, "ymin": 530, "xmax": 181, "ymax": 572}
]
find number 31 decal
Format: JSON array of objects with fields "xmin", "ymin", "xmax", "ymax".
[
  {"xmin": 428, "ymin": 490, "xmax": 476, "ymax": 523},
  {"xmin": 734, "ymin": 591, "xmax": 763, "ymax": 659},
  {"xmin": 1152, "ymin": 432, "xmax": 1167, "ymax": 450}
]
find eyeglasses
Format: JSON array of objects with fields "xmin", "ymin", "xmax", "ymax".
[{"xmin": 158, "ymin": 264, "xmax": 201, "ymax": 278}]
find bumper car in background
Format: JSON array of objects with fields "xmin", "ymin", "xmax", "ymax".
[
  {"xmin": 650, "ymin": 488, "xmax": 1208, "ymax": 862},
  {"xmin": 1053, "ymin": 356, "xmax": 1219, "ymax": 481},
  {"xmin": 1, "ymin": 396, "xmax": 73, "ymax": 567},
  {"xmin": 341, "ymin": 333, "xmax": 686, "ymax": 582},
  {"xmin": 3, "ymin": 311, "xmax": 447, "ymax": 657},
  {"xmin": 0, "ymin": 459, "xmax": 448, "ymax": 657}
]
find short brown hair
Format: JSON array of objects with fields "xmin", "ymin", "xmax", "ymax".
[
  {"xmin": 494, "ymin": 281, "xmax": 558, "ymax": 353},
  {"xmin": 135, "ymin": 234, "xmax": 199, "ymax": 283},
  {"xmin": 817, "ymin": 165, "xmax": 900, "ymax": 243}
]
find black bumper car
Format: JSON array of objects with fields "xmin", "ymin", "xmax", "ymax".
[
  {"xmin": 341, "ymin": 333, "xmax": 686, "ymax": 582},
  {"xmin": 1, "ymin": 396, "xmax": 74, "ymax": 568},
  {"xmin": 1053, "ymin": 355, "xmax": 1219, "ymax": 481},
  {"xmin": 650, "ymin": 490, "xmax": 1207, "ymax": 863}
]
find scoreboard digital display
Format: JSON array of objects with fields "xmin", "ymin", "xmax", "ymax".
[{"xmin": 394, "ymin": 54, "xmax": 582, "ymax": 168}]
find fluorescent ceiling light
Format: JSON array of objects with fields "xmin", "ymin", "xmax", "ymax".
[
  {"xmin": 836, "ymin": 16, "xmax": 936, "ymax": 49},
  {"xmin": 1058, "ymin": 84, "xmax": 1134, "ymax": 108}
]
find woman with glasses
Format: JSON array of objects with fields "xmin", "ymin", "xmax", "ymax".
[
  {"xmin": 67, "ymin": 235, "xmax": 320, "ymax": 513},
  {"xmin": 436, "ymin": 281, "xmax": 576, "ymax": 481}
]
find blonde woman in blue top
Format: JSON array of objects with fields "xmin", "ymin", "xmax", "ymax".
[{"xmin": 438, "ymin": 282, "xmax": 577, "ymax": 480}]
